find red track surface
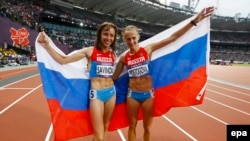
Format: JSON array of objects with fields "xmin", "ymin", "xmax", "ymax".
[{"xmin": 0, "ymin": 64, "xmax": 249, "ymax": 141}]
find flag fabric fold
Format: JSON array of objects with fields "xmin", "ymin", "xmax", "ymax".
[{"xmin": 35, "ymin": 15, "xmax": 210, "ymax": 141}]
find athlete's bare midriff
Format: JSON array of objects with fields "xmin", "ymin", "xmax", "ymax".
[
  {"xmin": 129, "ymin": 75, "xmax": 153, "ymax": 91},
  {"xmin": 90, "ymin": 77, "xmax": 114, "ymax": 90}
]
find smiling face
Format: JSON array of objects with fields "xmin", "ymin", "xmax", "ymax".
[
  {"xmin": 122, "ymin": 25, "xmax": 141, "ymax": 51},
  {"xmin": 100, "ymin": 27, "xmax": 115, "ymax": 48},
  {"xmin": 95, "ymin": 22, "xmax": 118, "ymax": 51}
]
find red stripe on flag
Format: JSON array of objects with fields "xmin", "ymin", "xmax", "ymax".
[
  {"xmin": 109, "ymin": 103, "xmax": 129, "ymax": 130},
  {"xmin": 47, "ymin": 100, "xmax": 93, "ymax": 141},
  {"xmin": 154, "ymin": 66, "xmax": 207, "ymax": 116}
]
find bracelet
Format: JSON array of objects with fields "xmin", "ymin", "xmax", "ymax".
[{"xmin": 191, "ymin": 20, "xmax": 197, "ymax": 26}]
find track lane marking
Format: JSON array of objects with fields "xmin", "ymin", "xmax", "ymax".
[
  {"xmin": 207, "ymin": 89, "xmax": 250, "ymax": 104},
  {"xmin": 162, "ymin": 115, "xmax": 197, "ymax": 141},
  {"xmin": 0, "ymin": 88, "xmax": 34, "ymax": 90},
  {"xmin": 191, "ymin": 106, "xmax": 228, "ymax": 125},
  {"xmin": 0, "ymin": 74, "xmax": 39, "ymax": 88},
  {"xmin": 45, "ymin": 124, "xmax": 53, "ymax": 141},
  {"xmin": 208, "ymin": 78, "xmax": 250, "ymax": 90},
  {"xmin": 45, "ymin": 125, "xmax": 127, "ymax": 141},
  {"xmin": 0, "ymin": 84, "xmax": 42, "ymax": 114},
  {"xmin": 117, "ymin": 129, "xmax": 126, "ymax": 141},
  {"xmin": 205, "ymin": 97, "xmax": 250, "ymax": 116},
  {"xmin": 208, "ymin": 84, "xmax": 250, "ymax": 96}
]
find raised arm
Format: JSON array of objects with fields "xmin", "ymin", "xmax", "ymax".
[
  {"xmin": 146, "ymin": 6, "xmax": 214, "ymax": 54},
  {"xmin": 38, "ymin": 32, "xmax": 88, "ymax": 64},
  {"xmin": 112, "ymin": 55, "xmax": 125, "ymax": 81}
]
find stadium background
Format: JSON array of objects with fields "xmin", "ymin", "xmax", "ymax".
[
  {"xmin": 0, "ymin": 1, "xmax": 250, "ymax": 141},
  {"xmin": 0, "ymin": 0, "xmax": 250, "ymax": 66}
]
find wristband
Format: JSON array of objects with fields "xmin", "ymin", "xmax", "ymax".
[{"xmin": 191, "ymin": 20, "xmax": 197, "ymax": 26}]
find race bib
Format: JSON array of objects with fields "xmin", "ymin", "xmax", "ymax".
[
  {"xmin": 128, "ymin": 64, "xmax": 149, "ymax": 77},
  {"xmin": 89, "ymin": 89, "xmax": 97, "ymax": 99},
  {"xmin": 96, "ymin": 65, "xmax": 114, "ymax": 77}
]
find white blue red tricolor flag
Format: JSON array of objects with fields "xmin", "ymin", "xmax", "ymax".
[{"xmin": 35, "ymin": 15, "xmax": 210, "ymax": 141}]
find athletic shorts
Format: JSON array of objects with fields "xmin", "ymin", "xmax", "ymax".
[
  {"xmin": 127, "ymin": 89, "xmax": 154, "ymax": 102},
  {"xmin": 89, "ymin": 86, "xmax": 116, "ymax": 102}
]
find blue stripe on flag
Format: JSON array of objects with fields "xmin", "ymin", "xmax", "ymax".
[
  {"xmin": 38, "ymin": 62, "xmax": 90, "ymax": 110},
  {"xmin": 152, "ymin": 34, "xmax": 208, "ymax": 89}
]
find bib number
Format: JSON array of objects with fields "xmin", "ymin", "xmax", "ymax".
[{"xmin": 89, "ymin": 89, "xmax": 97, "ymax": 99}]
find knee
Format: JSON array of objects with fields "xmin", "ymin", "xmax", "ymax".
[
  {"xmin": 103, "ymin": 123, "xmax": 109, "ymax": 131},
  {"xmin": 143, "ymin": 124, "xmax": 151, "ymax": 133},
  {"xmin": 129, "ymin": 120, "xmax": 138, "ymax": 130}
]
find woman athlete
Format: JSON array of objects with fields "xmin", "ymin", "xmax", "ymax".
[
  {"xmin": 38, "ymin": 22, "xmax": 118, "ymax": 141},
  {"xmin": 112, "ymin": 7, "xmax": 214, "ymax": 141}
]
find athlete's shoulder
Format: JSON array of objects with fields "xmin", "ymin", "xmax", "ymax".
[
  {"xmin": 80, "ymin": 46, "xmax": 94, "ymax": 51},
  {"xmin": 80, "ymin": 46, "xmax": 94, "ymax": 57},
  {"xmin": 140, "ymin": 46, "xmax": 151, "ymax": 56}
]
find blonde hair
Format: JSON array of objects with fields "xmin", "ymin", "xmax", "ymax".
[{"xmin": 122, "ymin": 25, "xmax": 142, "ymax": 37}]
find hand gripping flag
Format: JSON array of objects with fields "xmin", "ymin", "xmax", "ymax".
[{"xmin": 35, "ymin": 15, "xmax": 210, "ymax": 141}]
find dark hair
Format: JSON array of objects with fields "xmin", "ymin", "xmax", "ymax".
[{"xmin": 95, "ymin": 22, "xmax": 118, "ymax": 52}]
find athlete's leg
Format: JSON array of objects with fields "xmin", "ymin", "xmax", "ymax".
[
  {"xmin": 89, "ymin": 99, "xmax": 105, "ymax": 141},
  {"xmin": 141, "ymin": 97, "xmax": 154, "ymax": 141},
  {"xmin": 127, "ymin": 97, "xmax": 141, "ymax": 141},
  {"xmin": 103, "ymin": 94, "xmax": 116, "ymax": 141}
]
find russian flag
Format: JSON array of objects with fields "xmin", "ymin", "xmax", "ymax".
[{"xmin": 35, "ymin": 15, "xmax": 210, "ymax": 141}]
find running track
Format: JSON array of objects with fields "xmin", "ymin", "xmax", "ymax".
[{"xmin": 0, "ymin": 64, "xmax": 249, "ymax": 141}]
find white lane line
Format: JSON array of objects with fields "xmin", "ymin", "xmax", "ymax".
[
  {"xmin": 45, "ymin": 125, "xmax": 127, "ymax": 141},
  {"xmin": 0, "ymin": 84, "xmax": 42, "ymax": 114},
  {"xmin": 45, "ymin": 124, "xmax": 53, "ymax": 141},
  {"xmin": 191, "ymin": 106, "xmax": 228, "ymax": 125},
  {"xmin": 117, "ymin": 129, "xmax": 126, "ymax": 141},
  {"xmin": 205, "ymin": 97, "xmax": 250, "ymax": 116},
  {"xmin": 0, "ymin": 88, "xmax": 34, "ymax": 90},
  {"xmin": 0, "ymin": 74, "xmax": 39, "ymax": 88},
  {"xmin": 207, "ymin": 89, "xmax": 250, "ymax": 104},
  {"xmin": 162, "ymin": 115, "xmax": 198, "ymax": 141},
  {"xmin": 208, "ymin": 78, "xmax": 250, "ymax": 90},
  {"xmin": 208, "ymin": 84, "xmax": 250, "ymax": 96}
]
